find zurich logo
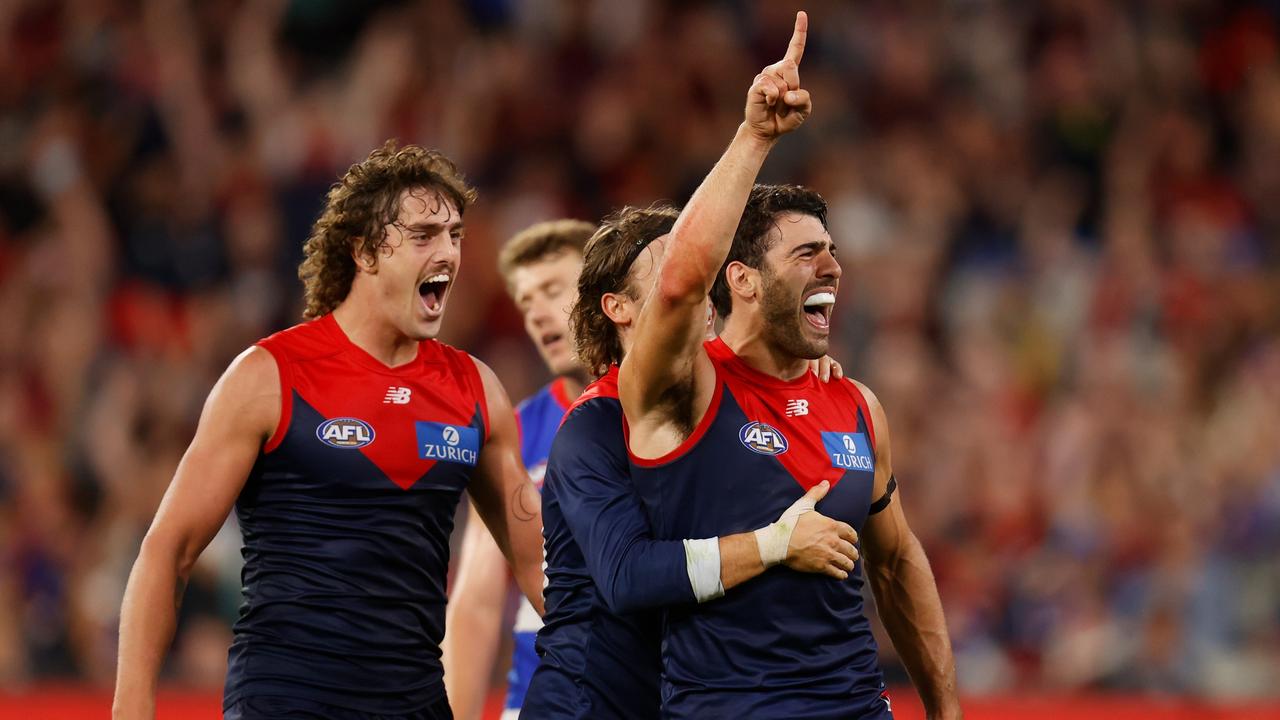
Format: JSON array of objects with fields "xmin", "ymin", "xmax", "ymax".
[
  {"xmin": 317, "ymin": 417, "xmax": 376, "ymax": 448},
  {"xmin": 442, "ymin": 426, "xmax": 460, "ymax": 446},
  {"xmin": 739, "ymin": 421, "xmax": 789, "ymax": 456}
]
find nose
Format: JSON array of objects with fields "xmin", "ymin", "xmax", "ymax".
[
  {"xmin": 526, "ymin": 296, "xmax": 554, "ymax": 329},
  {"xmin": 818, "ymin": 247, "xmax": 842, "ymax": 282}
]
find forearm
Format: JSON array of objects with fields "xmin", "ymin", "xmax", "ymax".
[
  {"xmin": 442, "ymin": 519, "xmax": 507, "ymax": 720},
  {"xmin": 113, "ymin": 542, "xmax": 185, "ymax": 719},
  {"xmin": 505, "ymin": 498, "xmax": 546, "ymax": 616},
  {"xmin": 661, "ymin": 125, "xmax": 776, "ymax": 300},
  {"xmin": 868, "ymin": 534, "xmax": 960, "ymax": 718},
  {"xmin": 441, "ymin": 607, "xmax": 501, "ymax": 720},
  {"xmin": 717, "ymin": 532, "xmax": 766, "ymax": 591}
]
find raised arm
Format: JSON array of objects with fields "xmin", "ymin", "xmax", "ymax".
[
  {"xmin": 856, "ymin": 382, "xmax": 962, "ymax": 720},
  {"xmin": 114, "ymin": 347, "xmax": 279, "ymax": 720},
  {"xmin": 468, "ymin": 358, "xmax": 546, "ymax": 615},
  {"xmin": 620, "ymin": 11, "xmax": 812, "ymax": 421}
]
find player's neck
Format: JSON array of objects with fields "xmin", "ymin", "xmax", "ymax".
[
  {"xmin": 719, "ymin": 319, "xmax": 808, "ymax": 381},
  {"xmin": 558, "ymin": 372, "xmax": 587, "ymax": 398},
  {"xmin": 331, "ymin": 300, "xmax": 421, "ymax": 368}
]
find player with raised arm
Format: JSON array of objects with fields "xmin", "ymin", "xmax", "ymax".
[
  {"xmin": 619, "ymin": 11, "xmax": 961, "ymax": 719},
  {"xmin": 442, "ymin": 220, "xmax": 596, "ymax": 720},
  {"xmin": 523, "ymin": 204, "xmax": 857, "ymax": 720},
  {"xmin": 113, "ymin": 142, "xmax": 545, "ymax": 720}
]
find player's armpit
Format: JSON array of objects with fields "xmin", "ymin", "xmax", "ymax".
[
  {"xmin": 468, "ymin": 356, "xmax": 546, "ymax": 616},
  {"xmin": 115, "ymin": 346, "xmax": 280, "ymax": 719}
]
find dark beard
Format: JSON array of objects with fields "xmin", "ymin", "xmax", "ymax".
[{"xmin": 760, "ymin": 266, "xmax": 827, "ymax": 360}]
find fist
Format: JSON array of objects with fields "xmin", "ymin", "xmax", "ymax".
[{"xmin": 745, "ymin": 11, "xmax": 813, "ymax": 140}]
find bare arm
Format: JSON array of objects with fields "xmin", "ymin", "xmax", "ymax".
[
  {"xmin": 856, "ymin": 382, "xmax": 961, "ymax": 720},
  {"xmin": 468, "ymin": 358, "xmax": 546, "ymax": 615},
  {"xmin": 113, "ymin": 347, "xmax": 279, "ymax": 720},
  {"xmin": 442, "ymin": 505, "xmax": 509, "ymax": 720},
  {"xmin": 620, "ymin": 12, "xmax": 812, "ymax": 432}
]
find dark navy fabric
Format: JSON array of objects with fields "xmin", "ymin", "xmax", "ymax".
[
  {"xmin": 524, "ymin": 369, "xmax": 687, "ymax": 719},
  {"xmin": 224, "ymin": 316, "xmax": 489, "ymax": 714},
  {"xmin": 628, "ymin": 339, "xmax": 892, "ymax": 720},
  {"xmin": 224, "ymin": 693, "xmax": 454, "ymax": 720},
  {"xmin": 506, "ymin": 379, "xmax": 572, "ymax": 712}
]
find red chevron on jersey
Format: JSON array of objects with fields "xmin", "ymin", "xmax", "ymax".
[
  {"xmin": 705, "ymin": 338, "xmax": 875, "ymax": 492},
  {"xmin": 257, "ymin": 314, "xmax": 489, "ymax": 491}
]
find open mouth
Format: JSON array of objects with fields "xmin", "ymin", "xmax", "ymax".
[
  {"xmin": 802, "ymin": 290, "xmax": 835, "ymax": 330},
  {"xmin": 419, "ymin": 273, "xmax": 450, "ymax": 315},
  {"xmin": 540, "ymin": 331, "xmax": 564, "ymax": 350}
]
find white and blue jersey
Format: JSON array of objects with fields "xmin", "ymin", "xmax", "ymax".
[{"xmin": 505, "ymin": 377, "xmax": 574, "ymax": 718}]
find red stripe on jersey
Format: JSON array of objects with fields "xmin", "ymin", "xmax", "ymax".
[
  {"xmin": 549, "ymin": 376, "xmax": 574, "ymax": 411},
  {"xmin": 260, "ymin": 344, "xmax": 293, "ymax": 454},
  {"xmin": 626, "ymin": 369, "xmax": 725, "ymax": 469}
]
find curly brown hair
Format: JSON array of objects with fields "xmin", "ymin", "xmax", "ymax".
[
  {"xmin": 709, "ymin": 184, "xmax": 828, "ymax": 319},
  {"xmin": 299, "ymin": 140, "xmax": 478, "ymax": 319},
  {"xmin": 571, "ymin": 204, "xmax": 680, "ymax": 377}
]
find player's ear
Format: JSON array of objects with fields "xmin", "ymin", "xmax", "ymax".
[
  {"xmin": 352, "ymin": 238, "xmax": 379, "ymax": 274},
  {"xmin": 601, "ymin": 292, "xmax": 629, "ymax": 325},
  {"xmin": 725, "ymin": 261, "xmax": 759, "ymax": 304}
]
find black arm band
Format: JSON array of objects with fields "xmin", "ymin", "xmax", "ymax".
[{"xmin": 867, "ymin": 475, "xmax": 897, "ymax": 516}]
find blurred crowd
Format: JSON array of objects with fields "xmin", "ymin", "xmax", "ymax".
[{"xmin": 0, "ymin": 0, "xmax": 1278, "ymax": 700}]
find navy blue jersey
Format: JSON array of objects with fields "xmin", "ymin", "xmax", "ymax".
[
  {"xmin": 224, "ymin": 314, "xmax": 489, "ymax": 714},
  {"xmin": 628, "ymin": 338, "xmax": 890, "ymax": 720},
  {"xmin": 505, "ymin": 378, "xmax": 573, "ymax": 715},
  {"xmin": 524, "ymin": 368, "xmax": 691, "ymax": 720}
]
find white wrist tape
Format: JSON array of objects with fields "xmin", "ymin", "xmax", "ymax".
[
  {"xmin": 754, "ymin": 493, "xmax": 818, "ymax": 568},
  {"xmin": 683, "ymin": 537, "xmax": 725, "ymax": 603}
]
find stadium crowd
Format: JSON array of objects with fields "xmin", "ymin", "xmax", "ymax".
[{"xmin": 0, "ymin": 0, "xmax": 1277, "ymax": 701}]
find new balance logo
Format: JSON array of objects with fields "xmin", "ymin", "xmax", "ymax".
[
  {"xmin": 383, "ymin": 387, "xmax": 412, "ymax": 404},
  {"xmin": 785, "ymin": 399, "xmax": 809, "ymax": 417}
]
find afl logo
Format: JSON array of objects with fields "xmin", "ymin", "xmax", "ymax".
[
  {"xmin": 739, "ymin": 421, "xmax": 789, "ymax": 456},
  {"xmin": 317, "ymin": 417, "xmax": 376, "ymax": 449}
]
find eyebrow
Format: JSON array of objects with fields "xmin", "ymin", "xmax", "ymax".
[
  {"xmin": 790, "ymin": 240, "xmax": 831, "ymax": 257},
  {"xmin": 403, "ymin": 220, "xmax": 465, "ymax": 234}
]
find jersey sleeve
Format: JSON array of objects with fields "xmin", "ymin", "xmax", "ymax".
[{"xmin": 546, "ymin": 404, "xmax": 695, "ymax": 614}]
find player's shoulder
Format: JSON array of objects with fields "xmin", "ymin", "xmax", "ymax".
[
  {"xmin": 256, "ymin": 316, "xmax": 340, "ymax": 363},
  {"xmin": 837, "ymin": 377, "xmax": 888, "ymax": 449},
  {"xmin": 571, "ymin": 370, "xmax": 620, "ymax": 411},
  {"xmin": 208, "ymin": 345, "xmax": 281, "ymax": 428}
]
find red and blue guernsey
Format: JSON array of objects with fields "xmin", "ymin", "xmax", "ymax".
[
  {"xmin": 523, "ymin": 367, "xmax": 691, "ymax": 719},
  {"xmin": 628, "ymin": 338, "xmax": 891, "ymax": 720},
  {"xmin": 223, "ymin": 313, "xmax": 489, "ymax": 715},
  {"xmin": 504, "ymin": 377, "xmax": 575, "ymax": 717}
]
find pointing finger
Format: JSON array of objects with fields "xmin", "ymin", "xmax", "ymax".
[{"xmin": 784, "ymin": 10, "xmax": 808, "ymax": 66}]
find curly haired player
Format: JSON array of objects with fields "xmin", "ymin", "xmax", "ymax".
[{"xmin": 114, "ymin": 142, "xmax": 544, "ymax": 720}]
